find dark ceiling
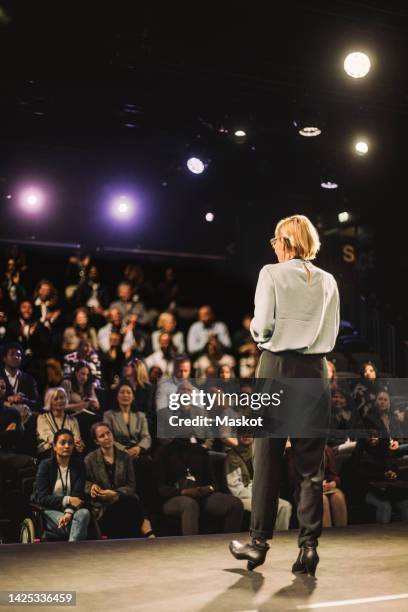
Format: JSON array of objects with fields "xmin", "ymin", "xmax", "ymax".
[{"xmin": 0, "ymin": 1, "xmax": 407, "ymax": 287}]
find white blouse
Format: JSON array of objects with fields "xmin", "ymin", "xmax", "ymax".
[{"xmin": 250, "ymin": 259, "xmax": 339, "ymax": 354}]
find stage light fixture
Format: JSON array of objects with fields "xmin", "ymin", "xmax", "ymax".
[
  {"xmin": 205, "ymin": 212, "xmax": 214, "ymax": 222},
  {"xmin": 299, "ymin": 126, "xmax": 321, "ymax": 137},
  {"xmin": 187, "ymin": 157, "xmax": 205, "ymax": 174},
  {"xmin": 344, "ymin": 52, "xmax": 371, "ymax": 78},
  {"xmin": 20, "ymin": 188, "xmax": 44, "ymax": 213},
  {"xmin": 338, "ymin": 212, "xmax": 350, "ymax": 223},
  {"xmin": 234, "ymin": 130, "xmax": 246, "ymax": 137},
  {"xmin": 321, "ymin": 180, "xmax": 338, "ymax": 190},
  {"xmin": 355, "ymin": 141, "xmax": 369, "ymax": 155},
  {"xmin": 111, "ymin": 195, "xmax": 134, "ymax": 219}
]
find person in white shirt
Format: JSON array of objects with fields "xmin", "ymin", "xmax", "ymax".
[
  {"xmin": 151, "ymin": 312, "xmax": 185, "ymax": 355},
  {"xmin": 144, "ymin": 333, "xmax": 175, "ymax": 379},
  {"xmin": 230, "ymin": 214, "xmax": 339, "ymax": 576},
  {"xmin": 187, "ymin": 305, "xmax": 231, "ymax": 356}
]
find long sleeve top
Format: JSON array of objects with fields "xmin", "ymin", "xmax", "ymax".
[
  {"xmin": 103, "ymin": 409, "xmax": 151, "ymax": 451},
  {"xmin": 250, "ymin": 259, "xmax": 339, "ymax": 354}
]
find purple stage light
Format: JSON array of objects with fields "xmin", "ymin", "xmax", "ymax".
[
  {"xmin": 187, "ymin": 157, "xmax": 205, "ymax": 174},
  {"xmin": 111, "ymin": 195, "xmax": 135, "ymax": 219},
  {"xmin": 19, "ymin": 188, "xmax": 44, "ymax": 213}
]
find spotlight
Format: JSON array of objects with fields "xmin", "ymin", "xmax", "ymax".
[
  {"xmin": 299, "ymin": 126, "xmax": 321, "ymax": 137},
  {"xmin": 205, "ymin": 212, "xmax": 214, "ymax": 222},
  {"xmin": 344, "ymin": 52, "xmax": 371, "ymax": 78},
  {"xmin": 321, "ymin": 180, "xmax": 338, "ymax": 190},
  {"xmin": 234, "ymin": 130, "xmax": 246, "ymax": 137},
  {"xmin": 187, "ymin": 157, "xmax": 205, "ymax": 174},
  {"xmin": 355, "ymin": 141, "xmax": 369, "ymax": 155},
  {"xmin": 338, "ymin": 212, "xmax": 350, "ymax": 223},
  {"xmin": 111, "ymin": 195, "xmax": 134, "ymax": 219},
  {"xmin": 19, "ymin": 188, "xmax": 44, "ymax": 213}
]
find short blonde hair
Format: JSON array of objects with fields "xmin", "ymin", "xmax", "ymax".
[
  {"xmin": 44, "ymin": 386, "xmax": 67, "ymax": 411},
  {"xmin": 274, "ymin": 214, "xmax": 320, "ymax": 260}
]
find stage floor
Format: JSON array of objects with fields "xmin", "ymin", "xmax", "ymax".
[{"xmin": 0, "ymin": 523, "xmax": 407, "ymax": 611}]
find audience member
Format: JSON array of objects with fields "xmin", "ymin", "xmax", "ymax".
[
  {"xmin": 85, "ymin": 422, "xmax": 155, "ymax": 538},
  {"xmin": 63, "ymin": 340, "xmax": 102, "ymax": 386},
  {"xmin": 97, "ymin": 308, "xmax": 135, "ymax": 355},
  {"xmin": 63, "ymin": 308, "xmax": 99, "ymax": 351},
  {"xmin": 225, "ymin": 433, "xmax": 292, "ymax": 530},
  {"xmin": 0, "ymin": 342, "xmax": 40, "ymax": 415},
  {"xmin": 152, "ymin": 312, "xmax": 185, "ymax": 354},
  {"xmin": 154, "ymin": 437, "xmax": 244, "ymax": 535},
  {"xmin": 31, "ymin": 429, "xmax": 90, "ymax": 541},
  {"xmin": 352, "ymin": 361, "xmax": 388, "ymax": 418},
  {"xmin": 187, "ymin": 305, "xmax": 231, "ymax": 356},
  {"xmin": 145, "ymin": 332, "xmax": 175, "ymax": 378},
  {"xmin": 37, "ymin": 387, "xmax": 85, "ymax": 459},
  {"xmin": 155, "ymin": 357, "xmax": 193, "ymax": 411},
  {"xmin": 33, "ymin": 280, "xmax": 61, "ymax": 331},
  {"xmin": 322, "ymin": 446, "xmax": 348, "ymax": 528},
  {"xmin": 193, "ymin": 337, "xmax": 236, "ymax": 383},
  {"xmin": 74, "ymin": 265, "xmax": 110, "ymax": 323}
]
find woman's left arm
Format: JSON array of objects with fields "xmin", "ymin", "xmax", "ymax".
[
  {"xmin": 136, "ymin": 413, "xmax": 152, "ymax": 451},
  {"xmin": 250, "ymin": 266, "xmax": 276, "ymax": 344}
]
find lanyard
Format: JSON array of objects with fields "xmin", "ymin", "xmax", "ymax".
[
  {"xmin": 57, "ymin": 464, "xmax": 70, "ymax": 496},
  {"xmin": 49, "ymin": 412, "xmax": 66, "ymax": 433}
]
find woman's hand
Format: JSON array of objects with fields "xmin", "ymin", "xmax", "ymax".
[
  {"xmin": 5, "ymin": 422, "xmax": 17, "ymax": 431},
  {"xmin": 126, "ymin": 446, "xmax": 141, "ymax": 458},
  {"xmin": 98, "ymin": 489, "xmax": 119, "ymax": 501},
  {"xmin": 390, "ymin": 439, "xmax": 399, "ymax": 451},
  {"xmin": 90, "ymin": 484, "xmax": 103, "ymax": 498},
  {"xmin": 323, "ymin": 481, "xmax": 337, "ymax": 492},
  {"xmin": 58, "ymin": 512, "xmax": 72, "ymax": 529},
  {"xmin": 75, "ymin": 439, "xmax": 86, "ymax": 453},
  {"xmin": 88, "ymin": 399, "xmax": 100, "ymax": 411},
  {"xmin": 69, "ymin": 496, "xmax": 84, "ymax": 509},
  {"xmin": 384, "ymin": 470, "xmax": 397, "ymax": 480}
]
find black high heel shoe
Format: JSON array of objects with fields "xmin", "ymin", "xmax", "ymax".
[
  {"xmin": 292, "ymin": 546, "xmax": 319, "ymax": 577},
  {"xmin": 229, "ymin": 540, "xmax": 270, "ymax": 571}
]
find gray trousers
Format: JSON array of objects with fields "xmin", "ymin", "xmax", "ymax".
[
  {"xmin": 163, "ymin": 492, "xmax": 244, "ymax": 535},
  {"xmin": 250, "ymin": 350, "xmax": 328, "ymax": 547}
]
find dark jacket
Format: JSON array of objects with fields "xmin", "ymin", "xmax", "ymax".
[
  {"xmin": 31, "ymin": 456, "xmax": 86, "ymax": 510},
  {"xmin": 0, "ymin": 368, "xmax": 41, "ymax": 411},
  {"xmin": 0, "ymin": 403, "xmax": 23, "ymax": 451},
  {"xmin": 154, "ymin": 439, "xmax": 217, "ymax": 500},
  {"xmin": 84, "ymin": 446, "xmax": 137, "ymax": 520}
]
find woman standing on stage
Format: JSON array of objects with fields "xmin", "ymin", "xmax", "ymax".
[{"xmin": 230, "ymin": 214, "xmax": 339, "ymax": 575}]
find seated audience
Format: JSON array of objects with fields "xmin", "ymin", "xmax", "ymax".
[
  {"xmin": 109, "ymin": 281, "xmax": 149, "ymax": 327},
  {"xmin": 31, "ymin": 429, "xmax": 90, "ymax": 541},
  {"xmin": 349, "ymin": 430, "xmax": 408, "ymax": 524},
  {"xmin": 187, "ymin": 305, "xmax": 232, "ymax": 356},
  {"xmin": 155, "ymin": 357, "xmax": 193, "ymax": 411},
  {"xmin": 103, "ymin": 383, "xmax": 151, "ymax": 454},
  {"xmin": 63, "ymin": 340, "xmax": 102, "ymax": 386},
  {"xmin": 62, "ymin": 361, "xmax": 100, "ymax": 414},
  {"xmin": 193, "ymin": 337, "xmax": 236, "ymax": 383},
  {"xmin": 33, "ymin": 279, "xmax": 61, "ymax": 332},
  {"xmin": 85, "ymin": 422, "xmax": 154, "ymax": 538},
  {"xmin": 0, "ymin": 341, "xmax": 40, "ymax": 415},
  {"xmin": 225, "ymin": 433, "xmax": 292, "ymax": 530},
  {"xmin": 151, "ymin": 312, "xmax": 185, "ymax": 355},
  {"xmin": 97, "ymin": 308, "xmax": 135, "ymax": 356},
  {"xmin": 327, "ymin": 389, "xmax": 364, "ymax": 455},
  {"xmin": 365, "ymin": 390, "xmax": 404, "ymax": 442},
  {"xmin": 120, "ymin": 358, "xmax": 155, "ymax": 424},
  {"xmin": 74, "ymin": 265, "xmax": 110, "ymax": 323},
  {"xmin": 352, "ymin": 361, "xmax": 388, "ymax": 417},
  {"xmin": 322, "ymin": 446, "xmax": 348, "ymax": 528},
  {"xmin": 37, "ymin": 387, "xmax": 85, "ymax": 459},
  {"xmin": 145, "ymin": 332, "xmax": 176, "ymax": 378},
  {"xmin": 154, "ymin": 437, "xmax": 244, "ymax": 535},
  {"xmin": 99, "ymin": 330, "xmax": 126, "ymax": 388},
  {"xmin": 63, "ymin": 307, "xmax": 99, "ymax": 351}
]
